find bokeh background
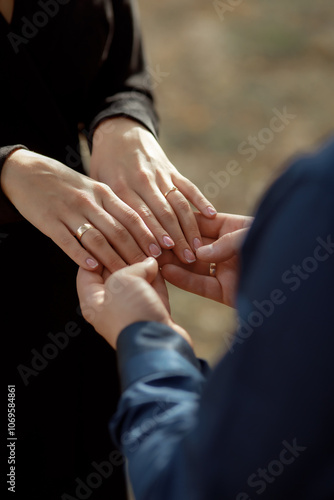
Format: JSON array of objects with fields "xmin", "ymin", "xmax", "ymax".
[{"xmin": 137, "ymin": 0, "xmax": 334, "ymax": 366}]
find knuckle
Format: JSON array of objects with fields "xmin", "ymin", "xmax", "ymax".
[
  {"xmin": 122, "ymin": 208, "xmax": 142, "ymax": 227},
  {"xmin": 95, "ymin": 181, "xmax": 111, "ymax": 196},
  {"xmin": 173, "ymin": 196, "xmax": 191, "ymax": 213},
  {"xmin": 74, "ymin": 190, "xmax": 92, "ymax": 208},
  {"xmin": 157, "ymin": 205, "xmax": 175, "ymax": 224},
  {"xmin": 106, "ymin": 255, "xmax": 123, "ymax": 271},
  {"xmin": 72, "ymin": 245, "xmax": 86, "ymax": 262},
  {"xmin": 136, "ymin": 168, "xmax": 154, "ymax": 186},
  {"xmin": 111, "ymin": 222, "xmax": 129, "ymax": 242},
  {"xmin": 137, "ymin": 205, "xmax": 153, "ymax": 221},
  {"xmin": 128, "ymin": 251, "xmax": 146, "ymax": 264},
  {"xmin": 89, "ymin": 231, "xmax": 106, "ymax": 247},
  {"xmin": 58, "ymin": 232, "xmax": 75, "ymax": 248},
  {"xmin": 103, "ymin": 178, "xmax": 127, "ymax": 197},
  {"xmin": 137, "ymin": 207, "xmax": 154, "ymax": 225}
]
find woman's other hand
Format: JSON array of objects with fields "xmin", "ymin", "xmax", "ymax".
[
  {"xmin": 1, "ymin": 149, "xmax": 163, "ymax": 271},
  {"xmin": 90, "ymin": 117, "xmax": 217, "ymax": 265}
]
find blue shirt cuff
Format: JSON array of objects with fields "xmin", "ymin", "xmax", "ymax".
[{"xmin": 116, "ymin": 321, "xmax": 210, "ymax": 392}]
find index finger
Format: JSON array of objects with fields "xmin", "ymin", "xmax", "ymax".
[
  {"xmin": 161, "ymin": 264, "xmax": 222, "ymax": 302},
  {"xmin": 194, "ymin": 212, "xmax": 253, "ymax": 238}
]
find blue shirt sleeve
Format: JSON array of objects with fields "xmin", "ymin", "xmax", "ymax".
[
  {"xmin": 110, "ymin": 322, "xmax": 210, "ymax": 500},
  {"xmin": 109, "ymin": 139, "xmax": 334, "ymax": 500}
]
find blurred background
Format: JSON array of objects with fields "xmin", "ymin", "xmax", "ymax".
[{"xmin": 137, "ymin": 0, "xmax": 334, "ymax": 366}]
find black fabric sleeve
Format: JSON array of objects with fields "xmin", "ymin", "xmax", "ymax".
[
  {"xmin": 85, "ymin": 0, "xmax": 159, "ymax": 147},
  {"xmin": 0, "ymin": 145, "xmax": 28, "ymax": 224}
]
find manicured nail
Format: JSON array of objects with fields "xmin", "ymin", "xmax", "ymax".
[
  {"xmin": 149, "ymin": 243, "xmax": 162, "ymax": 258},
  {"xmin": 207, "ymin": 206, "xmax": 217, "ymax": 216},
  {"xmin": 162, "ymin": 236, "xmax": 175, "ymax": 248},
  {"xmin": 86, "ymin": 258, "xmax": 98, "ymax": 269},
  {"xmin": 193, "ymin": 237, "xmax": 202, "ymax": 250},
  {"xmin": 184, "ymin": 248, "xmax": 196, "ymax": 263}
]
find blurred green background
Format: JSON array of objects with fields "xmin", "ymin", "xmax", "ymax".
[{"xmin": 138, "ymin": 0, "xmax": 334, "ymax": 365}]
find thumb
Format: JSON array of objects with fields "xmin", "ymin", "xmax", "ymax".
[
  {"xmin": 114, "ymin": 257, "xmax": 159, "ymax": 284},
  {"xmin": 77, "ymin": 266, "xmax": 104, "ymax": 304},
  {"xmin": 196, "ymin": 228, "xmax": 248, "ymax": 263}
]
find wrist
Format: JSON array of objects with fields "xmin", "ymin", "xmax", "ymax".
[
  {"xmin": 91, "ymin": 117, "xmax": 156, "ymax": 180},
  {"xmin": 92, "ymin": 116, "xmax": 149, "ymax": 150},
  {"xmin": 165, "ymin": 319, "xmax": 193, "ymax": 347},
  {"xmin": 0, "ymin": 148, "xmax": 27, "ymax": 202}
]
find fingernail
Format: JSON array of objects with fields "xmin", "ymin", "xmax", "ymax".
[
  {"xmin": 162, "ymin": 236, "xmax": 175, "ymax": 248},
  {"xmin": 86, "ymin": 258, "xmax": 98, "ymax": 269},
  {"xmin": 149, "ymin": 243, "xmax": 162, "ymax": 258},
  {"xmin": 193, "ymin": 237, "xmax": 202, "ymax": 250},
  {"xmin": 184, "ymin": 248, "xmax": 196, "ymax": 263},
  {"xmin": 207, "ymin": 206, "xmax": 217, "ymax": 216}
]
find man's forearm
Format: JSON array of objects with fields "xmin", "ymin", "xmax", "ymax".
[{"xmin": 109, "ymin": 321, "xmax": 209, "ymax": 500}]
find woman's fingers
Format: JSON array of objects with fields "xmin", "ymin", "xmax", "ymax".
[
  {"xmin": 161, "ymin": 185, "xmax": 204, "ymax": 253},
  {"xmin": 58, "ymin": 184, "xmax": 169, "ymax": 272},
  {"xmin": 52, "ymin": 222, "xmax": 103, "ymax": 271},
  {"xmin": 173, "ymin": 175, "xmax": 217, "ymax": 219},
  {"xmin": 111, "ymin": 189, "xmax": 177, "ymax": 251},
  {"xmin": 137, "ymin": 184, "xmax": 203, "ymax": 264},
  {"xmin": 99, "ymin": 187, "xmax": 164, "ymax": 260},
  {"xmin": 110, "ymin": 165, "xmax": 204, "ymax": 264},
  {"xmin": 115, "ymin": 183, "xmax": 199, "ymax": 264},
  {"xmin": 70, "ymin": 219, "xmax": 129, "ymax": 272}
]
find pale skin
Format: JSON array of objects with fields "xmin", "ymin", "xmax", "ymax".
[
  {"xmin": 76, "ymin": 213, "xmax": 253, "ymax": 349},
  {"xmin": 1, "ymin": 117, "xmax": 217, "ymax": 272},
  {"xmin": 1, "ymin": 0, "xmax": 217, "ymax": 272},
  {"xmin": 160, "ymin": 212, "xmax": 253, "ymax": 306},
  {"xmin": 90, "ymin": 118, "xmax": 218, "ymax": 264}
]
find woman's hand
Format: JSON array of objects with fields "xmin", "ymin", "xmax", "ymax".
[
  {"xmin": 159, "ymin": 212, "xmax": 253, "ymax": 307},
  {"xmin": 90, "ymin": 117, "xmax": 217, "ymax": 265},
  {"xmin": 1, "ymin": 149, "xmax": 163, "ymax": 271},
  {"xmin": 76, "ymin": 258, "xmax": 191, "ymax": 349}
]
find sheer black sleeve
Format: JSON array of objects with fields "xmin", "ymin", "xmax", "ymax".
[{"xmin": 84, "ymin": 0, "xmax": 159, "ymax": 146}]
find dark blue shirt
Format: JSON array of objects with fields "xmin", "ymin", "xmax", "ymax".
[{"xmin": 110, "ymin": 139, "xmax": 334, "ymax": 499}]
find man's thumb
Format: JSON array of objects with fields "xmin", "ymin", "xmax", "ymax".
[
  {"xmin": 117, "ymin": 257, "xmax": 159, "ymax": 283},
  {"xmin": 196, "ymin": 230, "xmax": 246, "ymax": 263}
]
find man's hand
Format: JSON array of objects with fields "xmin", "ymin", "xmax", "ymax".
[
  {"xmin": 160, "ymin": 213, "xmax": 253, "ymax": 307},
  {"xmin": 76, "ymin": 258, "xmax": 191, "ymax": 349}
]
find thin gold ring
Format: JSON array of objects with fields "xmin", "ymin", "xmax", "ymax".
[
  {"xmin": 209, "ymin": 263, "xmax": 217, "ymax": 277},
  {"xmin": 164, "ymin": 186, "xmax": 178, "ymax": 198},
  {"xmin": 75, "ymin": 223, "xmax": 95, "ymax": 241}
]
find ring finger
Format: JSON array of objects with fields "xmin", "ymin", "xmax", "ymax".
[
  {"xmin": 71, "ymin": 218, "xmax": 129, "ymax": 272},
  {"xmin": 159, "ymin": 185, "xmax": 203, "ymax": 261},
  {"xmin": 143, "ymin": 188, "xmax": 199, "ymax": 264},
  {"xmin": 118, "ymin": 190, "xmax": 177, "ymax": 251}
]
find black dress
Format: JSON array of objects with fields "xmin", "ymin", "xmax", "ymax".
[{"xmin": 0, "ymin": 1, "xmax": 158, "ymax": 499}]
